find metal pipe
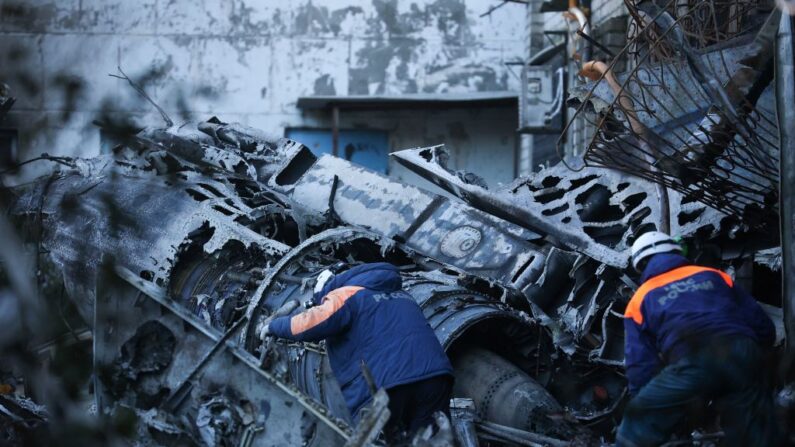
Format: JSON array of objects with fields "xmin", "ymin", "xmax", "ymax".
[
  {"xmin": 580, "ymin": 60, "xmax": 671, "ymax": 233},
  {"xmin": 562, "ymin": 3, "xmax": 591, "ymax": 161},
  {"xmin": 451, "ymin": 347, "xmax": 571, "ymax": 435},
  {"xmin": 518, "ymin": 0, "xmax": 546, "ymax": 176},
  {"xmin": 477, "ymin": 421, "xmax": 569, "ymax": 447},
  {"xmin": 527, "ymin": 41, "xmax": 567, "ymax": 66},
  {"xmin": 567, "ymin": 7, "xmax": 592, "ymax": 62},
  {"xmin": 777, "ymin": 13, "xmax": 795, "ymax": 347},
  {"xmin": 450, "ymin": 399, "xmax": 480, "ymax": 447},
  {"xmin": 332, "ymin": 106, "xmax": 340, "ymax": 157}
]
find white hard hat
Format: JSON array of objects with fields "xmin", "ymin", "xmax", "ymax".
[
  {"xmin": 630, "ymin": 231, "xmax": 682, "ymax": 271},
  {"xmin": 314, "ymin": 269, "xmax": 335, "ymax": 294}
]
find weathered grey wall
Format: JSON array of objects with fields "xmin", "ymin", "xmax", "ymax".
[
  {"xmin": 519, "ymin": 0, "xmax": 628, "ymax": 168},
  {"xmin": 0, "ymin": 0, "xmax": 525, "ymax": 186}
]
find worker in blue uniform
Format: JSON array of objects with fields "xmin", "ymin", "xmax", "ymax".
[
  {"xmin": 260, "ymin": 262, "xmax": 454, "ymax": 443},
  {"xmin": 617, "ymin": 231, "xmax": 777, "ymax": 446}
]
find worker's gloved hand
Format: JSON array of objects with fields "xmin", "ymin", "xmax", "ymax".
[
  {"xmin": 258, "ymin": 323, "xmax": 271, "ymax": 341},
  {"xmin": 314, "ymin": 269, "xmax": 334, "ymax": 294}
]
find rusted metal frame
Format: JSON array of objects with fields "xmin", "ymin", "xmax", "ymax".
[
  {"xmin": 622, "ymin": 59, "xmax": 720, "ymax": 151},
  {"xmin": 637, "ymin": 2, "xmax": 760, "ymax": 144},
  {"xmin": 627, "ymin": 143, "xmax": 778, "ymax": 208},
  {"xmin": 705, "ymin": 1, "xmax": 742, "ymax": 91},
  {"xmin": 557, "ymin": 0, "xmax": 656, "ymax": 156},
  {"xmin": 706, "ymin": 13, "xmax": 781, "ymax": 168},
  {"xmin": 597, "ymin": 9, "xmax": 731, "ymax": 151},
  {"xmin": 598, "ymin": 117, "xmax": 777, "ymax": 195},
  {"xmin": 580, "ymin": 60, "xmax": 672, "ymax": 233},
  {"xmin": 663, "ymin": 7, "xmax": 782, "ymax": 170},
  {"xmin": 587, "ymin": 147, "xmax": 759, "ymax": 220},
  {"xmin": 597, "ymin": 158, "xmax": 760, "ymax": 217},
  {"xmin": 628, "ymin": 0, "xmax": 715, "ymax": 107},
  {"xmin": 582, "ymin": 0, "xmax": 755, "ymax": 159},
  {"xmin": 561, "ymin": 0, "xmax": 701, "ymax": 161},
  {"xmin": 581, "ymin": 6, "xmax": 780, "ymax": 218}
]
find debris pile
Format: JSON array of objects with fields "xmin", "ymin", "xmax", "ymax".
[
  {"xmin": 2, "ymin": 105, "xmax": 769, "ymax": 445},
  {"xmin": 568, "ymin": 0, "xmax": 781, "ymax": 229},
  {"xmin": 0, "ymin": 0, "xmax": 788, "ymax": 442}
]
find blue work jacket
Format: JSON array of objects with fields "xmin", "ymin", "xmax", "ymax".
[
  {"xmin": 624, "ymin": 253, "xmax": 775, "ymax": 395},
  {"xmin": 270, "ymin": 262, "xmax": 453, "ymax": 417}
]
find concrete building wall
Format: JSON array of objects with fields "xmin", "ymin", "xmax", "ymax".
[
  {"xmin": 0, "ymin": 0, "xmax": 524, "ymax": 186},
  {"xmin": 591, "ymin": 0, "xmax": 627, "ymax": 28},
  {"xmin": 518, "ymin": 0, "xmax": 629, "ymax": 169},
  {"xmin": 536, "ymin": 0, "xmax": 627, "ymax": 34}
]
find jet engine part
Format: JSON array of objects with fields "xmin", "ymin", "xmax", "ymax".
[
  {"xmin": 5, "ymin": 124, "xmax": 596, "ymax": 444},
  {"xmin": 452, "ymin": 347, "xmax": 575, "ymax": 439}
]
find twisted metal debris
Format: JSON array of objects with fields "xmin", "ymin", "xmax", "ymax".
[
  {"xmin": 1, "ymin": 6, "xmax": 788, "ymax": 437},
  {"xmin": 4, "ymin": 116, "xmax": 622, "ymax": 445},
  {"xmin": 567, "ymin": 0, "xmax": 781, "ymax": 230}
]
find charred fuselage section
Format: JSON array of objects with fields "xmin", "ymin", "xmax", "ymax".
[{"xmin": 4, "ymin": 116, "xmax": 749, "ymax": 445}]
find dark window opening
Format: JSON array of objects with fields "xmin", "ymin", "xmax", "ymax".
[
  {"xmin": 100, "ymin": 129, "xmax": 123, "ymax": 154},
  {"xmin": 0, "ymin": 129, "xmax": 18, "ymax": 169}
]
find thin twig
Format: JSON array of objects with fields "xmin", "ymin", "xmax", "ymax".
[
  {"xmin": 480, "ymin": 1, "xmax": 509, "ymax": 17},
  {"xmin": 0, "ymin": 154, "xmax": 77, "ymax": 175},
  {"xmin": 109, "ymin": 66, "xmax": 174, "ymax": 127}
]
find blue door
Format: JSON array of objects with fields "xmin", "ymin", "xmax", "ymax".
[{"xmin": 286, "ymin": 128, "xmax": 389, "ymax": 174}]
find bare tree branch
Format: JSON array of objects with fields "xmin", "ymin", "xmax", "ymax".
[{"xmin": 110, "ymin": 66, "xmax": 174, "ymax": 127}]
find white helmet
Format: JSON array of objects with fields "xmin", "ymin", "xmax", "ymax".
[{"xmin": 630, "ymin": 231, "xmax": 682, "ymax": 271}]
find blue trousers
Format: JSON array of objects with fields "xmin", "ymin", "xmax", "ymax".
[{"xmin": 617, "ymin": 336, "xmax": 776, "ymax": 447}]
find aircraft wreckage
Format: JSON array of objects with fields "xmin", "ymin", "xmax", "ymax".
[
  {"xmin": 2, "ymin": 107, "xmax": 780, "ymax": 446},
  {"xmin": 2, "ymin": 0, "xmax": 792, "ymax": 443}
]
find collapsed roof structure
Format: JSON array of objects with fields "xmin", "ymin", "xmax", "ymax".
[{"xmin": 0, "ymin": 0, "xmax": 792, "ymax": 445}]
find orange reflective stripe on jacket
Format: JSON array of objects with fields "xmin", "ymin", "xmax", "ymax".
[
  {"xmin": 624, "ymin": 266, "xmax": 733, "ymax": 325},
  {"xmin": 290, "ymin": 286, "xmax": 364, "ymax": 335}
]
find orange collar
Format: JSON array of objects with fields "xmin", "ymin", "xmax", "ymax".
[{"xmin": 624, "ymin": 266, "xmax": 733, "ymax": 324}]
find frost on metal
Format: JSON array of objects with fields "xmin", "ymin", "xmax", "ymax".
[
  {"xmin": 3, "ymin": 116, "xmax": 753, "ymax": 445},
  {"xmin": 391, "ymin": 143, "xmax": 753, "ymax": 354}
]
